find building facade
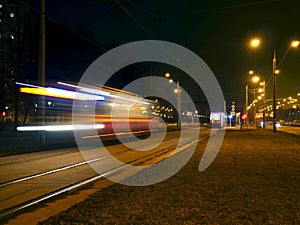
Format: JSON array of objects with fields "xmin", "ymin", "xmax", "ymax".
[{"xmin": 0, "ymin": 0, "xmax": 30, "ymax": 123}]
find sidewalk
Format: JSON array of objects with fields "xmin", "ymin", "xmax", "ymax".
[
  {"xmin": 34, "ymin": 129, "xmax": 299, "ymax": 225},
  {"xmin": 0, "ymin": 124, "xmax": 75, "ymax": 157}
]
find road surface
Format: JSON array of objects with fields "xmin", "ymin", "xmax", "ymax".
[{"xmin": 0, "ymin": 127, "xmax": 212, "ymax": 218}]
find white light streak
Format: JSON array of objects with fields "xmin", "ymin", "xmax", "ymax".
[
  {"xmin": 17, "ymin": 124, "xmax": 105, "ymax": 132},
  {"xmin": 58, "ymin": 81, "xmax": 150, "ymax": 105}
]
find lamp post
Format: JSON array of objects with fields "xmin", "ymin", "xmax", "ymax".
[
  {"xmin": 245, "ymin": 84, "xmax": 248, "ymax": 126},
  {"xmin": 165, "ymin": 73, "xmax": 181, "ymax": 129},
  {"xmin": 249, "ymin": 38, "xmax": 261, "ymax": 127},
  {"xmin": 39, "ymin": 0, "xmax": 46, "ymax": 143},
  {"xmin": 249, "ymin": 38, "xmax": 299, "ymax": 133},
  {"xmin": 272, "ymin": 52, "xmax": 278, "ymax": 133},
  {"xmin": 260, "ymin": 80, "xmax": 266, "ymax": 128},
  {"xmin": 246, "ymin": 70, "xmax": 267, "ymax": 128},
  {"xmin": 272, "ymin": 40, "xmax": 299, "ymax": 133},
  {"xmin": 251, "ymin": 73, "xmax": 260, "ymax": 127}
]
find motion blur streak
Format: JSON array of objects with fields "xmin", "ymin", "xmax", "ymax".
[
  {"xmin": 17, "ymin": 82, "xmax": 158, "ymax": 143},
  {"xmin": 20, "ymin": 87, "xmax": 105, "ymax": 101},
  {"xmin": 17, "ymin": 124, "xmax": 105, "ymax": 131},
  {"xmin": 82, "ymin": 130, "xmax": 150, "ymax": 139},
  {"xmin": 57, "ymin": 81, "xmax": 150, "ymax": 105}
]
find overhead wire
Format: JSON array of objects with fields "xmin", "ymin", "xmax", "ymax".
[
  {"xmin": 216, "ymin": 0, "xmax": 281, "ymax": 10},
  {"xmin": 16, "ymin": 0, "xmax": 107, "ymax": 50},
  {"xmin": 15, "ymin": 0, "xmax": 147, "ymax": 74},
  {"xmin": 114, "ymin": 0, "xmax": 154, "ymax": 39},
  {"xmin": 126, "ymin": 0, "xmax": 159, "ymax": 19}
]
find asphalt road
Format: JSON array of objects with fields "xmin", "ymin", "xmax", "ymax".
[{"xmin": 0, "ymin": 127, "xmax": 211, "ymax": 219}]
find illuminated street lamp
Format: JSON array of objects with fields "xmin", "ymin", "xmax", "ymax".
[
  {"xmin": 250, "ymin": 38, "xmax": 261, "ymax": 48},
  {"xmin": 165, "ymin": 73, "xmax": 181, "ymax": 128},
  {"xmin": 251, "ymin": 74, "xmax": 260, "ymax": 128},
  {"xmin": 246, "ymin": 71, "xmax": 264, "ymax": 128},
  {"xmin": 252, "ymin": 75, "xmax": 260, "ymax": 83},
  {"xmin": 246, "ymin": 70, "xmax": 266, "ymax": 128},
  {"xmin": 272, "ymin": 40, "xmax": 298, "ymax": 133},
  {"xmin": 249, "ymin": 37, "xmax": 298, "ymax": 132},
  {"xmin": 291, "ymin": 40, "xmax": 300, "ymax": 48},
  {"xmin": 247, "ymin": 39, "xmax": 261, "ymax": 127}
]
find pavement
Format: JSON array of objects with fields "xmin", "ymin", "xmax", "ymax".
[
  {"xmin": 226, "ymin": 124, "xmax": 300, "ymax": 135},
  {"xmin": 0, "ymin": 124, "xmax": 76, "ymax": 157}
]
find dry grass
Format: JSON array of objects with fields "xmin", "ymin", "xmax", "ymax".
[{"xmin": 39, "ymin": 129, "xmax": 300, "ymax": 225}]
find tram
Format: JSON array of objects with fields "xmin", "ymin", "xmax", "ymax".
[{"xmin": 16, "ymin": 81, "xmax": 160, "ymax": 141}]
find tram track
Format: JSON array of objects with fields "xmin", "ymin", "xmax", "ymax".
[{"xmin": 0, "ymin": 128, "xmax": 213, "ymax": 220}]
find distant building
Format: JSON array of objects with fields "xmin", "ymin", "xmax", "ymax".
[{"xmin": 0, "ymin": 0, "xmax": 30, "ymax": 123}]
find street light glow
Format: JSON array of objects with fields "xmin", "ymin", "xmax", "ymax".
[
  {"xmin": 252, "ymin": 76, "xmax": 260, "ymax": 83},
  {"xmin": 164, "ymin": 72, "xmax": 181, "ymax": 129},
  {"xmin": 250, "ymin": 38, "xmax": 261, "ymax": 48},
  {"xmin": 291, "ymin": 40, "xmax": 300, "ymax": 48}
]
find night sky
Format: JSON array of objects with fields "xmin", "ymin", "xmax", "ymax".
[{"xmin": 29, "ymin": 0, "xmax": 300, "ymax": 112}]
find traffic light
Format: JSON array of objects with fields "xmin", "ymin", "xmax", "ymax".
[
  {"xmin": 242, "ymin": 114, "xmax": 247, "ymax": 120},
  {"xmin": 2, "ymin": 111, "xmax": 6, "ymax": 117}
]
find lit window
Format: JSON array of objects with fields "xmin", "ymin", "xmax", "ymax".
[
  {"xmin": 10, "ymin": 34, "xmax": 14, "ymax": 39},
  {"xmin": 10, "ymin": 12, "xmax": 15, "ymax": 17}
]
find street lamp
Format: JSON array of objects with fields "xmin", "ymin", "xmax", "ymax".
[
  {"xmin": 251, "ymin": 74, "xmax": 259, "ymax": 128},
  {"xmin": 250, "ymin": 38, "xmax": 261, "ymax": 48},
  {"xmin": 291, "ymin": 40, "xmax": 300, "ymax": 48},
  {"xmin": 261, "ymin": 81, "xmax": 266, "ymax": 128},
  {"xmin": 249, "ymin": 37, "xmax": 299, "ymax": 133},
  {"xmin": 247, "ymin": 39, "xmax": 261, "ymax": 127},
  {"xmin": 272, "ymin": 40, "xmax": 298, "ymax": 133},
  {"xmin": 252, "ymin": 75, "xmax": 260, "ymax": 83},
  {"xmin": 246, "ymin": 70, "xmax": 266, "ymax": 128},
  {"xmin": 272, "ymin": 54, "xmax": 279, "ymax": 133},
  {"xmin": 165, "ymin": 73, "xmax": 181, "ymax": 129}
]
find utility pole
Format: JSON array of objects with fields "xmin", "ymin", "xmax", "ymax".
[
  {"xmin": 272, "ymin": 51, "xmax": 276, "ymax": 133},
  {"xmin": 39, "ymin": 0, "xmax": 46, "ymax": 143},
  {"xmin": 38, "ymin": 0, "xmax": 45, "ymax": 86},
  {"xmin": 245, "ymin": 85, "xmax": 248, "ymax": 127},
  {"xmin": 262, "ymin": 80, "xmax": 266, "ymax": 128},
  {"xmin": 254, "ymin": 89, "xmax": 256, "ymax": 128},
  {"xmin": 176, "ymin": 81, "xmax": 181, "ymax": 129}
]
